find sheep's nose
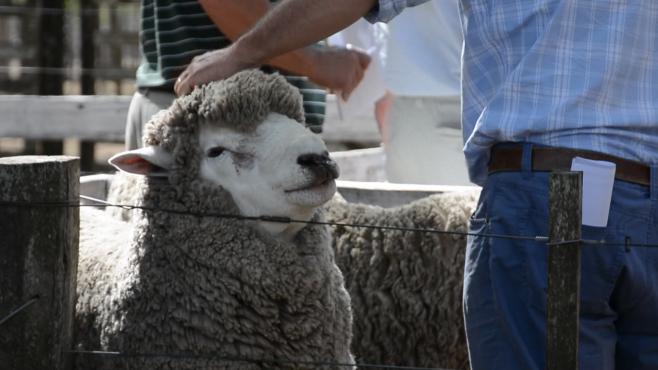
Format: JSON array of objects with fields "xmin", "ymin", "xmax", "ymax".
[{"xmin": 297, "ymin": 152, "xmax": 339, "ymax": 180}]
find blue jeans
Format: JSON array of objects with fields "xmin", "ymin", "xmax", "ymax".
[{"xmin": 464, "ymin": 147, "xmax": 658, "ymax": 370}]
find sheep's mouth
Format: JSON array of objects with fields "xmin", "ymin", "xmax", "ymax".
[
  {"xmin": 285, "ymin": 161, "xmax": 339, "ymax": 193},
  {"xmin": 283, "ymin": 173, "xmax": 337, "ymax": 206},
  {"xmin": 285, "ymin": 177, "xmax": 334, "ymax": 193}
]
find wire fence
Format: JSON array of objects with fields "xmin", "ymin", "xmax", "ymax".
[
  {"xmin": 0, "ymin": 295, "xmax": 456, "ymax": 370},
  {"xmin": 2, "ymin": 187, "xmax": 655, "ymax": 370},
  {"xmin": 0, "ymin": 296, "xmax": 39, "ymax": 326},
  {"xmin": 67, "ymin": 350, "xmax": 455, "ymax": 370},
  {"xmin": 0, "ymin": 296, "xmax": 457, "ymax": 370},
  {"xmin": 3, "ymin": 196, "xmax": 545, "ymax": 243},
  {"xmin": 0, "ymin": 65, "xmax": 136, "ymax": 79},
  {"xmin": 0, "ymin": 4, "xmax": 138, "ymax": 16},
  {"xmin": 1, "ymin": 195, "xmax": 657, "ymax": 249}
]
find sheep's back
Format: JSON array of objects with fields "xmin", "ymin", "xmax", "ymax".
[{"xmin": 325, "ymin": 191, "xmax": 478, "ymax": 370}]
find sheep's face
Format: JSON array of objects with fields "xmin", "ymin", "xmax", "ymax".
[
  {"xmin": 198, "ymin": 113, "xmax": 339, "ymax": 237},
  {"xmin": 109, "ymin": 70, "xmax": 338, "ymax": 240},
  {"xmin": 109, "ymin": 112, "xmax": 339, "ymax": 240}
]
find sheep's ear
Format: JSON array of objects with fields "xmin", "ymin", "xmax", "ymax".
[{"xmin": 108, "ymin": 146, "xmax": 173, "ymax": 177}]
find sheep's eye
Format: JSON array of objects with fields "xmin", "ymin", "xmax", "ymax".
[{"xmin": 206, "ymin": 146, "xmax": 226, "ymax": 158}]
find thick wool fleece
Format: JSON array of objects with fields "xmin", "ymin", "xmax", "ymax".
[
  {"xmin": 324, "ymin": 191, "xmax": 479, "ymax": 370},
  {"xmin": 75, "ymin": 70, "xmax": 353, "ymax": 369},
  {"xmin": 104, "ymin": 172, "xmax": 141, "ymax": 221},
  {"xmin": 76, "ymin": 177, "xmax": 353, "ymax": 370}
]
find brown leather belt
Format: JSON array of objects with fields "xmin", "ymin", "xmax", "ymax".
[{"xmin": 488, "ymin": 144, "xmax": 651, "ymax": 186}]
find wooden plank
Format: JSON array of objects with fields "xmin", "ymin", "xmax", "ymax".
[
  {"xmin": 0, "ymin": 95, "xmax": 131, "ymax": 141},
  {"xmin": 0, "ymin": 95, "xmax": 380, "ymax": 143},
  {"xmin": 0, "ymin": 45, "xmax": 36, "ymax": 59},
  {"xmin": 96, "ymin": 32, "xmax": 140, "ymax": 43},
  {"xmin": 0, "ymin": 156, "xmax": 79, "ymax": 370},
  {"xmin": 80, "ymin": 2, "xmax": 99, "ymax": 171},
  {"xmin": 38, "ymin": 0, "xmax": 64, "ymax": 95},
  {"xmin": 546, "ymin": 171, "xmax": 582, "ymax": 370},
  {"xmin": 36, "ymin": 0, "xmax": 65, "ymax": 155}
]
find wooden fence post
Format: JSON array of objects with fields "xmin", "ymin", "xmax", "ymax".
[
  {"xmin": 36, "ymin": 0, "xmax": 66, "ymax": 155},
  {"xmin": 80, "ymin": 0, "xmax": 99, "ymax": 171},
  {"xmin": 547, "ymin": 171, "xmax": 582, "ymax": 370},
  {"xmin": 0, "ymin": 156, "xmax": 79, "ymax": 370}
]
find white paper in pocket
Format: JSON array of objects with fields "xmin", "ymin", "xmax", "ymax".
[{"xmin": 570, "ymin": 157, "xmax": 616, "ymax": 227}]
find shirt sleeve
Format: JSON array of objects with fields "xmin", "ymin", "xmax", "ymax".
[{"xmin": 364, "ymin": 0, "xmax": 432, "ymax": 23}]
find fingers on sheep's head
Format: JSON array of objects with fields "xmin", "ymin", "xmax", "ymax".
[
  {"xmin": 108, "ymin": 145, "xmax": 173, "ymax": 177},
  {"xmin": 198, "ymin": 112, "xmax": 339, "ymax": 235}
]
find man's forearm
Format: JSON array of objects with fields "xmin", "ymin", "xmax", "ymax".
[
  {"xmin": 174, "ymin": 0, "xmax": 376, "ymax": 96},
  {"xmin": 199, "ymin": 0, "xmax": 317, "ymax": 77},
  {"xmin": 232, "ymin": 0, "xmax": 377, "ymax": 67}
]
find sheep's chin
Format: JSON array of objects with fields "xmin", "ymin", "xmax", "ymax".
[{"xmin": 284, "ymin": 179, "xmax": 337, "ymax": 207}]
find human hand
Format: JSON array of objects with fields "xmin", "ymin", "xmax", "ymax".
[
  {"xmin": 308, "ymin": 47, "xmax": 371, "ymax": 101},
  {"xmin": 174, "ymin": 45, "xmax": 257, "ymax": 96}
]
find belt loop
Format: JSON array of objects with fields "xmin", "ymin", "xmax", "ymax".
[
  {"xmin": 649, "ymin": 164, "xmax": 658, "ymax": 200},
  {"xmin": 521, "ymin": 142, "xmax": 533, "ymax": 178}
]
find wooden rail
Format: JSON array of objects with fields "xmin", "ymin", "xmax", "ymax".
[{"xmin": 0, "ymin": 95, "xmax": 380, "ymax": 144}]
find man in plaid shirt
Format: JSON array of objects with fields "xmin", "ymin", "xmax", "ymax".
[{"xmin": 176, "ymin": 1, "xmax": 658, "ymax": 369}]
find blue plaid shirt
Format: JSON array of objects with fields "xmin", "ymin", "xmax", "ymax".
[{"xmin": 368, "ymin": 0, "xmax": 658, "ymax": 185}]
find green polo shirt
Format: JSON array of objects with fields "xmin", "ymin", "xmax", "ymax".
[{"xmin": 136, "ymin": 0, "xmax": 326, "ymax": 131}]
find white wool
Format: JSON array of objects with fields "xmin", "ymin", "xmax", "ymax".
[{"xmin": 76, "ymin": 71, "xmax": 353, "ymax": 370}]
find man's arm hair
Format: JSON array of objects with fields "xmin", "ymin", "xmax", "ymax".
[
  {"xmin": 198, "ymin": 0, "xmax": 270, "ymax": 41},
  {"xmin": 200, "ymin": 0, "xmax": 373, "ymax": 78},
  {"xmin": 230, "ymin": 0, "xmax": 377, "ymax": 67},
  {"xmin": 199, "ymin": 0, "xmax": 312, "ymax": 76},
  {"xmin": 174, "ymin": 0, "xmax": 375, "ymax": 97}
]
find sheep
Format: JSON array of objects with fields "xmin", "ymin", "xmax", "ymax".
[
  {"xmin": 75, "ymin": 70, "xmax": 353, "ymax": 370},
  {"xmin": 102, "ymin": 171, "xmax": 139, "ymax": 222},
  {"xmin": 324, "ymin": 190, "xmax": 479, "ymax": 370}
]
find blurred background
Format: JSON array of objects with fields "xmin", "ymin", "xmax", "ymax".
[
  {"xmin": 0, "ymin": 0, "xmax": 387, "ymax": 173},
  {"xmin": 0, "ymin": 0, "xmax": 141, "ymax": 170},
  {"xmin": 0, "ymin": 0, "xmax": 470, "ymax": 185},
  {"xmin": 0, "ymin": 0, "xmax": 140, "ymax": 96}
]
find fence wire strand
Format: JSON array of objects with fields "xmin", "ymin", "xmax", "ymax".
[
  {"xmin": 0, "ymin": 5, "xmax": 136, "ymax": 16},
  {"xmin": 0, "ymin": 296, "xmax": 39, "ymax": 327},
  {"xmin": 68, "ymin": 350, "xmax": 454, "ymax": 370},
  {"xmin": 2, "ymin": 196, "xmax": 658, "ymax": 248},
  {"xmin": 3, "ymin": 195, "xmax": 547, "ymax": 244},
  {"xmin": 0, "ymin": 65, "xmax": 136, "ymax": 79}
]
